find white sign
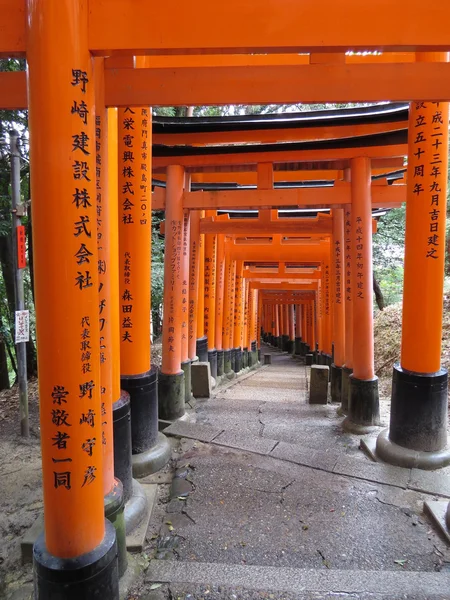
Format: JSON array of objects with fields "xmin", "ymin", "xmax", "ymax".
[{"xmin": 15, "ymin": 310, "xmax": 29, "ymax": 344}]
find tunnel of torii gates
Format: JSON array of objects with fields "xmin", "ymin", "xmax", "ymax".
[{"xmin": 2, "ymin": 2, "xmax": 450, "ymax": 597}]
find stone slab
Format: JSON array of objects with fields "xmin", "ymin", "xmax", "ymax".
[
  {"xmin": 269, "ymin": 440, "xmax": 338, "ymax": 472},
  {"xmin": 21, "ymin": 513, "xmax": 44, "ymax": 564},
  {"xmin": 309, "ymin": 364, "xmax": 329, "ymax": 405},
  {"xmin": 333, "ymin": 455, "xmax": 410, "ymax": 488},
  {"xmin": 126, "ymin": 483, "xmax": 158, "ymax": 553},
  {"xmin": 212, "ymin": 429, "xmax": 278, "ymax": 455},
  {"xmin": 360, "ymin": 435, "xmax": 379, "ymax": 462},
  {"xmin": 163, "ymin": 420, "xmax": 223, "ymax": 443},
  {"xmin": 409, "ymin": 469, "xmax": 450, "ymax": 498},
  {"xmin": 148, "ymin": 560, "xmax": 450, "ymax": 596},
  {"xmin": 424, "ymin": 499, "xmax": 450, "ymax": 544},
  {"xmin": 191, "ymin": 361, "xmax": 212, "ymax": 398}
]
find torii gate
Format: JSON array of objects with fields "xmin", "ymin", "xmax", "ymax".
[{"xmin": 2, "ymin": 2, "xmax": 450, "ymax": 598}]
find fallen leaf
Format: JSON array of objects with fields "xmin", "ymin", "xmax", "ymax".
[
  {"xmin": 394, "ymin": 559, "xmax": 407, "ymax": 567},
  {"xmin": 150, "ymin": 583, "xmax": 162, "ymax": 590}
]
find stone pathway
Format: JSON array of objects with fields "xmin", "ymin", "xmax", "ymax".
[{"xmin": 138, "ymin": 345, "xmax": 450, "ymax": 600}]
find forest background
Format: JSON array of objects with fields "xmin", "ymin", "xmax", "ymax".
[{"xmin": 0, "ymin": 58, "xmax": 448, "ymax": 390}]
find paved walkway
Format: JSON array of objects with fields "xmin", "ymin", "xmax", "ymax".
[{"xmin": 138, "ymin": 345, "xmax": 450, "ymax": 600}]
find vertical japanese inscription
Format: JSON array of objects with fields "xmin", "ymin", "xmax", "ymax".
[{"xmin": 411, "ymin": 102, "xmax": 446, "ymax": 260}]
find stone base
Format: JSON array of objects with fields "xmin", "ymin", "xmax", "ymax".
[
  {"xmin": 191, "ymin": 361, "xmax": 212, "ymax": 398},
  {"xmin": 309, "ymin": 365, "xmax": 329, "ymax": 405},
  {"xmin": 340, "ymin": 366, "xmax": 352, "ymax": 415},
  {"xmin": 217, "ymin": 350, "xmax": 224, "ymax": 377},
  {"xmin": 125, "ymin": 483, "xmax": 158, "ymax": 553},
  {"xmin": 330, "ymin": 364, "xmax": 342, "ymax": 404},
  {"xmin": 242, "ymin": 348, "xmax": 249, "ymax": 369},
  {"xmin": 287, "ymin": 340, "xmax": 295, "ymax": 354},
  {"xmin": 208, "ymin": 349, "xmax": 218, "ymax": 380},
  {"xmin": 33, "ymin": 520, "xmax": 119, "ymax": 599},
  {"xmin": 388, "ymin": 363, "xmax": 448, "ymax": 452},
  {"xmin": 281, "ymin": 334, "xmax": 289, "ymax": 351},
  {"xmin": 345, "ymin": 374, "xmax": 380, "ymax": 430},
  {"xmin": 223, "ymin": 349, "xmax": 232, "ymax": 374},
  {"xmin": 104, "ymin": 480, "xmax": 127, "ymax": 577},
  {"xmin": 121, "ymin": 368, "xmax": 158, "ymax": 455},
  {"xmin": 305, "ymin": 353, "xmax": 313, "ymax": 366},
  {"xmin": 196, "ymin": 336, "xmax": 208, "ymax": 362},
  {"xmin": 158, "ymin": 371, "xmax": 185, "ymax": 421},
  {"xmin": 131, "ymin": 432, "xmax": 171, "ymax": 478},
  {"xmin": 375, "ymin": 428, "xmax": 450, "ymax": 470},
  {"xmin": 294, "ymin": 337, "xmax": 302, "ymax": 355},
  {"xmin": 342, "ymin": 418, "xmax": 380, "ymax": 435}
]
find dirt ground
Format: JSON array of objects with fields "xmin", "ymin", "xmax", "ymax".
[{"xmin": 0, "ymin": 379, "xmax": 42, "ymax": 598}]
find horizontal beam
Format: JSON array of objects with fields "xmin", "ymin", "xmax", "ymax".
[
  {"xmin": 183, "ymin": 185, "xmax": 406, "ymax": 210},
  {"xmin": 251, "ymin": 282, "xmax": 318, "ymax": 291},
  {"xmin": 227, "ymin": 243, "xmax": 329, "ymax": 261},
  {"xmin": 105, "ymin": 63, "xmax": 450, "ymax": 107},
  {"xmin": 200, "ymin": 215, "xmax": 333, "ymax": 235},
  {"xmin": 244, "ymin": 272, "xmax": 322, "ymax": 280},
  {"xmin": 4, "ymin": 62, "xmax": 450, "ymax": 110},
  {"xmin": 88, "ymin": 0, "xmax": 450, "ymax": 55},
  {"xmin": 3, "ymin": 1, "xmax": 450, "ymax": 58}
]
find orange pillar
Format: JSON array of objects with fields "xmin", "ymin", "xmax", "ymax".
[
  {"xmin": 204, "ymin": 211, "xmax": 218, "ymax": 378},
  {"xmin": 222, "ymin": 250, "xmax": 234, "ymax": 374},
  {"xmin": 180, "ymin": 195, "xmax": 193, "ymax": 401},
  {"xmin": 243, "ymin": 279, "xmax": 250, "ymax": 366},
  {"xmin": 188, "ymin": 211, "xmax": 201, "ymax": 361},
  {"xmin": 288, "ymin": 304, "xmax": 295, "ymax": 354},
  {"xmin": 160, "ymin": 165, "xmax": 186, "ymax": 420},
  {"xmin": 342, "ymin": 202, "xmax": 353, "ymax": 413},
  {"xmin": 323, "ymin": 259, "xmax": 332, "ymax": 357},
  {"xmin": 118, "ymin": 94, "xmax": 165, "ymax": 471},
  {"xmin": 215, "ymin": 234, "xmax": 226, "ymax": 376},
  {"xmin": 331, "ymin": 208, "xmax": 345, "ymax": 403},
  {"xmin": 196, "ymin": 215, "xmax": 207, "ymax": 361},
  {"xmin": 316, "ymin": 280, "xmax": 323, "ymax": 353},
  {"xmin": 377, "ymin": 54, "xmax": 450, "ymax": 466},
  {"xmin": 28, "ymin": 0, "xmax": 118, "ymax": 592},
  {"xmin": 233, "ymin": 260, "xmax": 244, "ymax": 371},
  {"xmin": 344, "ymin": 157, "xmax": 379, "ymax": 431}
]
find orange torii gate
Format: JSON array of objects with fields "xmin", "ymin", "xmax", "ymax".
[{"xmin": 2, "ymin": 2, "xmax": 450, "ymax": 597}]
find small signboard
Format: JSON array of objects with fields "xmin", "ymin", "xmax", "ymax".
[
  {"xmin": 15, "ymin": 310, "xmax": 29, "ymax": 344},
  {"xmin": 17, "ymin": 225, "xmax": 26, "ymax": 269}
]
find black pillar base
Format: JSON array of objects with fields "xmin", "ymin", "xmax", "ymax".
[
  {"xmin": 158, "ymin": 371, "xmax": 185, "ymax": 421},
  {"xmin": 287, "ymin": 340, "xmax": 295, "ymax": 354},
  {"xmin": 305, "ymin": 353, "xmax": 314, "ymax": 366},
  {"xmin": 375, "ymin": 364, "xmax": 450, "ymax": 469},
  {"xmin": 294, "ymin": 337, "xmax": 302, "ymax": 355},
  {"xmin": 343, "ymin": 375, "xmax": 380, "ymax": 433},
  {"xmin": 196, "ymin": 336, "xmax": 208, "ymax": 362},
  {"xmin": 217, "ymin": 350, "xmax": 225, "ymax": 377},
  {"xmin": 276, "ymin": 336, "xmax": 282, "ymax": 349},
  {"xmin": 113, "ymin": 391, "xmax": 133, "ymax": 503},
  {"xmin": 242, "ymin": 348, "xmax": 249, "ymax": 369},
  {"xmin": 224, "ymin": 349, "xmax": 232, "ymax": 374},
  {"xmin": 121, "ymin": 367, "xmax": 158, "ymax": 454},
  {"xmin": 303, "ymin": 343, "xmax": 310, "ymax": 356},
  {"xmin": 258, "ymin": 348, "xmax": 262, "ymax": 363},
  {"xmin": 104, "ymin": 479, "xmax": 127, "ymax": 577},
  {"xmin": 330, "ymin": 364, "xmax": 343, "ymax": 404},
  {"xmin": 181, "ymin": 359, "xmax": 193, "ymax": 403},
  {"xmin": 235, "ymin": 347, "xmax": 243, "ymax": 372},
  {"xmin": 389, "ymin": 363, "xmax": 448, "ymax": 451},
  {"xmin": 281, "ymin": 334, "xmax": 289, "ymax": 351},
  {"xmin": 33, "ymin": 520, "xmax": 119, "ymax": 600},
  {"xmin": 230, "ymin": 347, "xmax": 236, "ymax": 372},
  {"xmin": 208, "ymin": 349, "xmax": 218, "ymax": 379}
]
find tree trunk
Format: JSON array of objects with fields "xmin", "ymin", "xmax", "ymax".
[
  {"xmin": 0, "ymin": 334, "xmax": 10, "ymax": 390},
  {"xmin": 373, "ymin": 274, "xmax": 385, "ymax": 311}
]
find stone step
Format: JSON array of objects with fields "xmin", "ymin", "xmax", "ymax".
[
  {"xmin": 163, "ymin": 420, "xmax": 450, "ymax": 499},
  {"xmin": 147, "ymin": 559, "xmax": 450, "ymax": 597}
]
